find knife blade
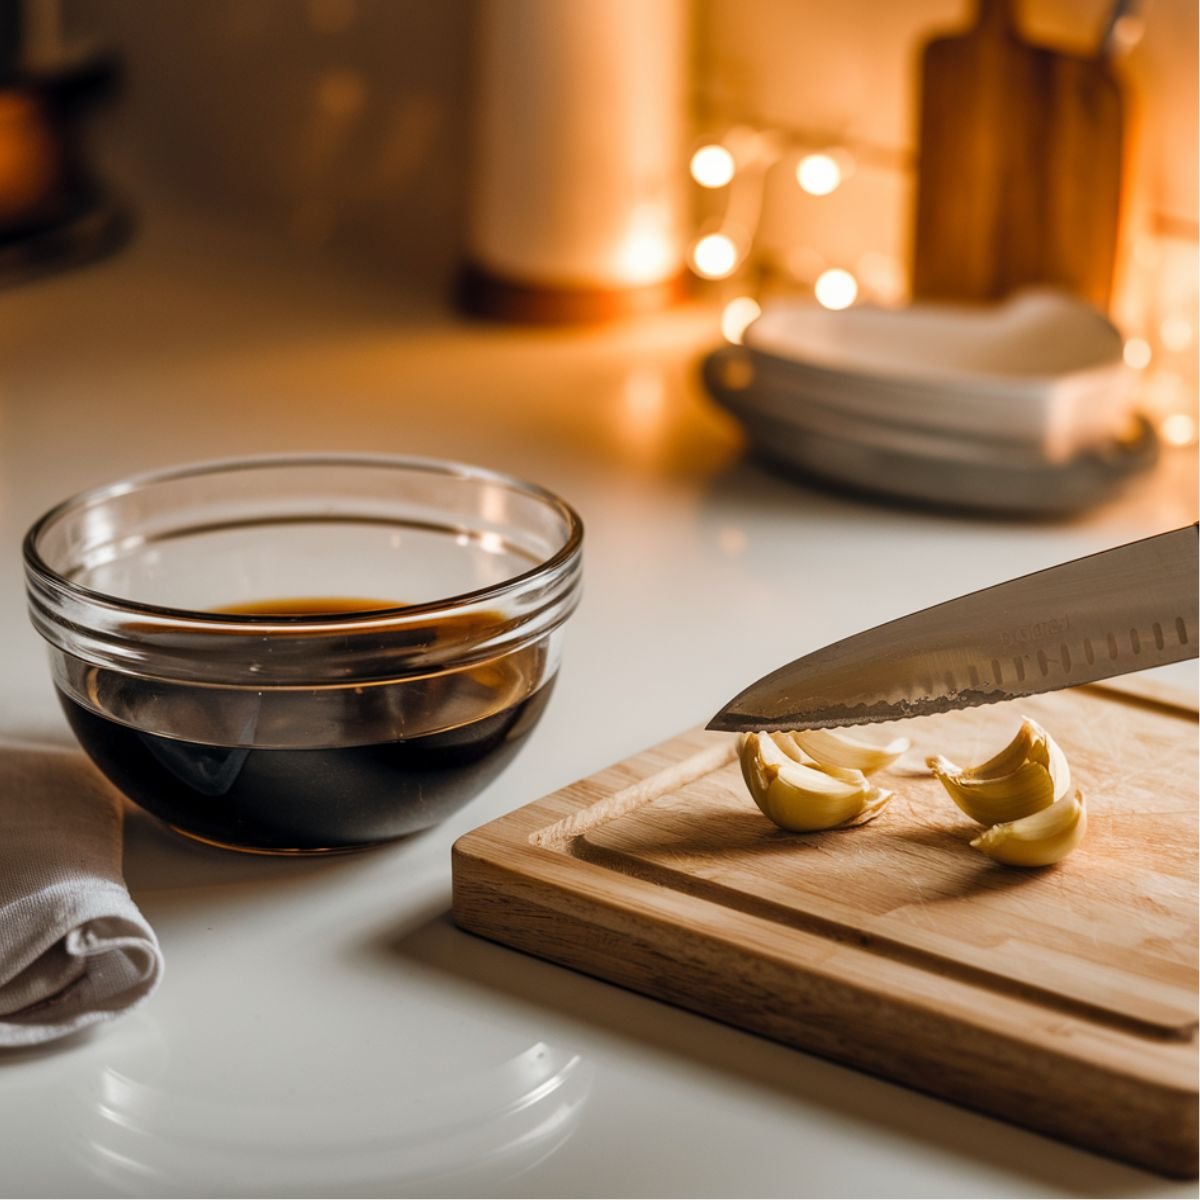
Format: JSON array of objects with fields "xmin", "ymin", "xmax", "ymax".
[{"xmin": 707, "ymin": 524, "xmax": 1198, "ymax": 732}]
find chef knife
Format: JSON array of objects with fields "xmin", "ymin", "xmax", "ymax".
[{"xmin": 708, "ymin": 524, "xmax": 1198, "ymax": 732}]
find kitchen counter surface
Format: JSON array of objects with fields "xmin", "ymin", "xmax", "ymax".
[{"xmin": 1, "ymin": 210, "xmax": 1196, "ymax": 1199}]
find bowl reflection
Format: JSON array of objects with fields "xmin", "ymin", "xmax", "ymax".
[{"xmin": 76, "ymin": 1019, "xmax": 594, "ymax": 1195}]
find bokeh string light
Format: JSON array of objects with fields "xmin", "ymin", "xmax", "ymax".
[
  {"xmin": 813, "ymin": 267, "xmax": 857, "ymax": 310},
  {"xmin": 795, "ymin": 153, "xmax": 842, "ymax": 197},
  {"xmin": 688, "ymin": 123, "xmax": 1198, "ymax": 451},
  {"xmin": 1122, "ymin": 337, "xmax": 1152, "ymax": 370},
  {"xmin": 719, "ymin": 296, "xmax": 762, "ymax": 344},
  {"xmin": 1160, "ymin": 412, "xmax": 1197, "ymax": 447},
  {"xmin": 684, "ymin": 125, "xmax": 909, "ymax": 317},
  {"xmin": 689, "ymin": 144, "xmax": 736, "ymax": 189},
  {"xmin": 691, "ymin": 233, "xmax": 739, "ymax": 280}
]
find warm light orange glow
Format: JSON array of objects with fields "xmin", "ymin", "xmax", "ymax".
[
  {"xmin": 616, "ymin": 368, "xmax": 670, "ymax": 463},
  {"xmin": 1108, "ymin": 13, "xmax": 1144, "ymax": 54},
  {"xmin": 1160, "ymin": 413, "xmax": 1197, "ymax": 447},
  {"xmin": 815, "ymin": 268, "xmax": 857, "ymax": 310},
  {"xmin": 717, "ymin": 525, "xmax": 747, "ymax": 555},
  {"xmin": 785, "ymin": 245, "xmax": 824, "ymax": 284},
  {"xmin": 856, "ymin": 252, "xmax": 905, "ymax": 304},
  {"xmin": 1160, "ymin": 316, "xmax": 1193, "ymax": 353},
  {"xmin": 317, "ymin": 69, "xmax": 366, "ymax": 118},
  {"xmin": 691, "ymin": 233, "xmax": 739, "ymax": 279},
  {"xmin": 721, "ymin": 296, "xmax": 762, "ymax": 344},
  {"xmin": 308, "ymin": 0, "xmax": 357, "ymax": 33},
  {"xmin": 795, "ymin": 153, "xmax": 841, "ymax": 196},
  {"xmin": 614, "ymin": 226, "xmax": 674, "ymax": 285},
  {"xmin": 690, "ymin": 144, "xmax": 735, "ymax": 189},
  {"xmin": 0, "ymin": 91, "xmax": 61, "ymax": 222},
  {"xmin": 1123, "ymin": 337, "xmax": 1152, "ymax": 369},
  {"xmin": 1145, "ymin": 369, "xmax": 1187, "ymax": 413}
]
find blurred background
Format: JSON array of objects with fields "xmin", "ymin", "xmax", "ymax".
[{"xmin": 0, "ymin": 0, "xmax": 1196, "ymax": 511}]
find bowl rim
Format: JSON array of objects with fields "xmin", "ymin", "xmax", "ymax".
[{"xmin": 23, "ymin": 452, "xmax": 585, "ymax": 627}]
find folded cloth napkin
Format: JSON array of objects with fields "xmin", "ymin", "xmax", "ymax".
[{"xmin": 0, "ymin": 744, "xmax": 162, "ymax": 1047}]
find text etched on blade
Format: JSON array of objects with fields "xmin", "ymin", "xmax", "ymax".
[{"xmin": 1000, "ymin": 615, "xmax": 1071, "ymax": 650}]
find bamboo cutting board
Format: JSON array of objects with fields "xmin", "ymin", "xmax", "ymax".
[
  {"xmin": 911, "ymin": 0, "xmax": 1125, "ymax": 309},
  {"xmin": 452, "ymin": 683, "xmax": 1198, "ymax": 1176}
]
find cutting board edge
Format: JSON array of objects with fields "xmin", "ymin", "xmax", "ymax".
[
  {"xmin": 451, "ymin": 844, "xmax": 1199, "ymax": 1178},
  {"xmin": 452, "ymin": 824, "xmax": 1197, "ymax": 1075}
]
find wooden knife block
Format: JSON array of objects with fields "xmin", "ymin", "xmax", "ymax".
[{"xmin": 912, "ymin": 0, "xmax": 1125, "ymax": 311}]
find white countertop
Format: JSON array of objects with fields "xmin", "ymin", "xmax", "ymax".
[{"xmin": 1, "ymin": 210, "xmax": 1196, "ymax": 1199}]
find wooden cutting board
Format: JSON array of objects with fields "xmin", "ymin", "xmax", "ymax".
[
  {"xmin": 911, "ymin": 0, "xmax": 1125, "ymax": 309},
  {"xmin": 452, "ymin": 682, "xmax": 1198, "ymax": 1177}
]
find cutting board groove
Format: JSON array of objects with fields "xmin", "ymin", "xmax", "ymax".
[
  {"xmin": 570, "ymin": 836, "xmax": 1191, "ymax": 1042},
  {"xmin": 453, "ymin": 683, "xmax": 1198, "ymax": 1176}
]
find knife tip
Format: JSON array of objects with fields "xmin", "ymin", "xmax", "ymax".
[{"xmin": 705, "ymin": 710, "xmax": 753, "ymax": 733}]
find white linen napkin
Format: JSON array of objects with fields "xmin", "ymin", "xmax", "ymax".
[{"xmin": 0, "ymin": 744, "xmax": 163, "ymax": 1047}]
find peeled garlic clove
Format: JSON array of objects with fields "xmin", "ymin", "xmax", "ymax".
[
  {"xmin": 955, "ymin": 717, "xmax": 1041, "ymax": 780},
  {"xmin": 970, "ymin": 789, "xmax": 1087, "ymax": 867},
  {"xmin": 762, "ymin": 764, "xmax": 891, "ymax": 833},
  {"xmin": 767, "ymin": 731, "xmax": 812, "ymax": 766},
  {"xmin": 754, "ymin": 730, "xmax": 801, "ymax": 768},
  {"xmin": 757, "ymin": 733, "xmax": 864, "ymax": 785},
  {"xmin": 927, "ymin": 756, "xmax": 1056, "ymax": 826},
  {"xmin": 1025, "ymin": 721, "xmax": 1072, "ymax": 797},
  {"xmin": 927, "ymin": 717, "xmax": 1069, "ymax": 826},
  {"xmin": 738, "ymin": 732, "xmax": 891, "ymax": 832},
  {"xmin": 738, "ymin": 731, "xmax": 776, "ymax": 798},
  {"xmin": 785, "ymin": 728, "xmax": 910, "ymax": 775},
  {"xmin": 961, "ymin": 717, "xmax": 1072, "ymax": 792}
]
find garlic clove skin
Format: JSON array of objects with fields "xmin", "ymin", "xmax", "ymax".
[
  {"xmin": 840, "ymin": 782, "xmax": 893, "ymax": 828},
  {"xmin": 970, "ymin": 789, "xmax": 1087, "ymax": 867}
]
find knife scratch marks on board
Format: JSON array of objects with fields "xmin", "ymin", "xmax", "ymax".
[{"xmin": 908, "ymin": 879, "xmax": 933, "ymax": 915}]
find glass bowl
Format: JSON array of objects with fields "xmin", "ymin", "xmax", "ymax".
[{"xmin": 24, "ymin": 454, "xmax": 584, "ymax": 854}]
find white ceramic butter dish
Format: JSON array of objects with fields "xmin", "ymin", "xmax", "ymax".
[{"xmin": 742, "ymin": 290, "xmax": 1133, "ymax": 462}]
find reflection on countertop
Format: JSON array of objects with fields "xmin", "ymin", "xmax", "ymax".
[{"xmin": 75, "ymin": 1015, "xmax": 592, "ymax": 1197}]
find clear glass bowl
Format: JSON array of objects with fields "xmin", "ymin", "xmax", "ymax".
[{"xmin": 24, "ymin": 454, "xmax": 584, "ymax": 854}]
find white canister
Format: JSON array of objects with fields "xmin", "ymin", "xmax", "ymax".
[{"xmin": 461, "ymin": 0, "xmax": 689, "ymax": 322}]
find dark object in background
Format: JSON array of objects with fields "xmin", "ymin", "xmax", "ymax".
[
  {"xmin": 456, "ymin": 262, "xmax": 686, "ymax": 325},
  {"xmin": 0, "ymin": 0, "xmax": 129, "ymax": 285},
  {"xmin": 911, "ymin": 0, "xmax": 1125, "ymax": 311}
]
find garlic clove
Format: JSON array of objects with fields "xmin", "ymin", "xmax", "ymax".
[
  {"xmin": 927, "ymin": 756, "xmax": 1056, "ymax": 826},
  {"xmin": 970, "ymin": 789, "xmax": 1087, "ymax": 867},
  {"xmin": 738, "ymin": 732, "xmax": 891, "ymax": 832},
  {"xmin": 927, "ymin": 717, "xmax": 1070, "ymax": 826},
  {"xmin": 785, "ymin": 727, "xmax": 911, "ymax": 775}
]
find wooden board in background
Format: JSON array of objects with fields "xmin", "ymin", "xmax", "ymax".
[
  {"xmin": 452, "ymin": 684, "xmax": 1198, "ymax": 1177},
  {"xmin": 911, "ymin": 0, "xmax": 1124, "ymax": 309}
]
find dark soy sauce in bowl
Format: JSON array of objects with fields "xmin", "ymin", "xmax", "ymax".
[{"xmin": 59, "ymin": 597, "xmax": 555, "ymax": 854}]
